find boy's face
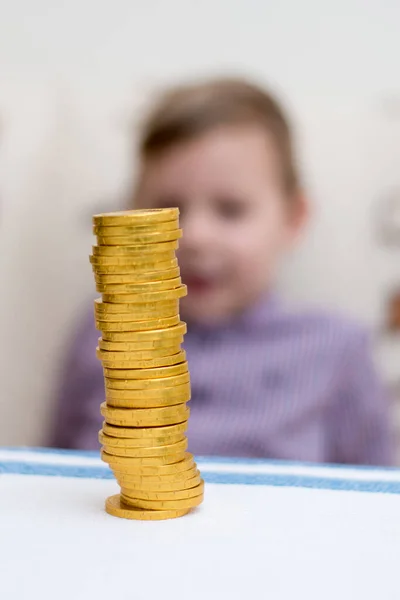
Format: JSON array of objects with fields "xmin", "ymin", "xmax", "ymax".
[{"xmin": 137, "ymin": 125, "xmax": 306, "ymax": 324}]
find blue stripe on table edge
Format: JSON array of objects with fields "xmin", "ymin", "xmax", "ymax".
[
  {"xmin": 2, "ymin": 460, "xmax": 400, "ymax": 495},
  {"xmin": 2, "ymin": 447, "xmax": 399, "ymax": 472}
]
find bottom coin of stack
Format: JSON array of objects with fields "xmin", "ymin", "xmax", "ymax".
[{"xmin": 90, "ymin": 207, "xmax": 204, "ymax": 520}]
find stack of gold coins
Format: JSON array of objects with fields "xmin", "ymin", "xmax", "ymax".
[{"xmin": 89, "ymin": 208, "xmax": 204, "ymax": 521}]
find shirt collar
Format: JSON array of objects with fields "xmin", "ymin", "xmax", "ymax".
[
  {"xmin": 185, "ymin": 291, "xmax": 280, "ymax": 337},
  {"xmin": 235, "ymin": 291, "xmax": 280, "ymax": 330}
]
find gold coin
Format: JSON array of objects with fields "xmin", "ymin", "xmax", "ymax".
[
  {"xmin": 105, "ymin": 378, "xmax": 190, "ymax": 393},
  {"xmin": 99, "ymin": 350, "xmax": 186, "ymax": 369},
  {"xmin": 100, "ymin": 402, "xmax": 189, "ymax": 427},
  {"xmin": 96, "ymin": 317, "xmax": 181, "ymax": 329},
  {"xmin": 101, "ymin": 403, "xmax": 189, "ymax": 421},
  {"xmin": 100, "ymin": 336, "xmax": 183, "ymax": 349},
  {"xmin": 105, "ymin": 381, "xmax": 190, "ymax": 398},
  {"xmin": 105, "ymin": 382, "xmax": 190, "ymax": 400},
  {"xmin": 121, "ymin": 493, "xmax": 203, "ymax": 511},
  {"xmin": 105, "ymin": 389, "xmax": 191, "ymax": 409},
  {"xmin": 102, "ymin": 403, "xmax": 190, "ymax": 428},
  {"xmin": 105, "ymin": 494, "xmax": 189, "ymax": 520},
  {"xmin": 95, "ymin": 308, "xmax": 179, "ymax": 322},
  {"xmin": 95, "ymin": 314, "xmax": 180, "ymax": 332},
  {"xmin": 102, "ymin": 420, "xmax": 188, "ymax": 439},
  {"xmin": 90, "ymin": 255, "xmax": 176, "ymax": 269},
  {"xmin": 92, "ymin": 240, "xmax": 179, "ymax": 257},
  {"xmin": 91, "ymin": 258, "xmax": 178, "ymax": 274},
  {"xmin": 101, "ymin": 449, "xmax": 186, "ymax": 466},
  {"xmin": 96, "ymin": 347, "xmax": 186, "ymax": 370},
  {"xmin": 93, "ymin": 264, "xmax": 178, "ymax": 276},
  {"xmin": 108, "ymin": 452, "xmax": 194, "ymax": 475},
  {"xmin": 101, "ymin": 409, "xmax": 190, "ymax": 428},
  {"xmin": 122, "ymin": 481, "xmax": 204, "ymax": 502},
  {"xmin": 97, "ymin": 346, "xmax": 184, "ymax": 363},
  {"xmin": 98, "ymin": 340, "xmax": 181, "ymax": 356},
  {"xmin": 96, "ymin": 277, "xmax": 182, "ymax": 294},
  {"xmin": 119, "ymin": 472, "xmax": 201, "ymax": 492},
  {"xmin": 95, "ymin": 309, "xmax": 180, "ymax": 323},
  {"xmin": 104, "ymin": 362, "xmax": 188, "ymax": 380},
  {"xmin": 114, "ymin": 465, "xmax": 199, "ymax": 486},
  {"xmin": 98, "ymin": 430, "xmax": 185, "ymax": 448},
  {"xmin": 100, "ymin": 322, "xmax": 186, "ymax": 342},
  {"xmin": 99, "ymin": 331, "xmax": 183, "ymax": 354},
  {"xmin": 104, "ymin": 373, "xmax": 190, "ymax": 390},
  {"xmin": 90, "ymin": 251, "xmax": 176, "ymax": 265},
  {"xmin": 93, "ymin": 208, "xmax": 179, "ymax": 227},
  {"xmin": 96, "ymin": 230, "xmax": 182, "ymax": 246},
  {"xmin": 102, "ymin": 285, "xmax": 187, "ymax": 304},
  {"xmin": 102, "ymin": 437, "xmax": 188, "ymax": 454},
  {"xmin": 102, "ymin": 438, "xmax": 188, "ymax": 458},
  {"xmin": 105, "ymin": 396, "xmax": 190, "ymax": 411},
  {"xmin": 94, "ymin": 267, "xmax": 180, "ymax": 284},
  {"xmin": 94, "ymin": 221, "xmax": 178, "ymax": 236},
  {"xmin": 95, "ymin": 310, "xmax": 180, "ymax": 323},
  {"xmin": 104, "ymin": 450, "xmax": 187, "ymax": 469},
  {"xmin": 105, "ymin": 381, "xmax": 190, "ymax": 397},
  {"xmin": 94, "ymin": 298, "xmax": 178, "ymax": 314},
  {"xmin": 96, "ymin": 311, "xmax": 181, "ymax": 324}
]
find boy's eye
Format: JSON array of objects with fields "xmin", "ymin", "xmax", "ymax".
[
  {"xmin": 152, "ymin": 195, "xmax": 185, "ymax": 216},
  {"xmin": 215, "ymin": 197, "xmax": 248, "ymax": 221}
]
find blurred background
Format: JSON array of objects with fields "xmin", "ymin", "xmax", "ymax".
[{"xmin": 0, "ymin": 0, "xmax": 399, "ymax": 457}]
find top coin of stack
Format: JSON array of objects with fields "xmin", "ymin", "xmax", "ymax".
[{"xmin": 90, "ymin": 208, "xmax": 204, "ymax": 521}]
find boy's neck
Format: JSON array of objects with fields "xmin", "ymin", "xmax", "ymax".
[{"xmin": 183, "ymin": 291, "xmax": 279, "ymax": 333}]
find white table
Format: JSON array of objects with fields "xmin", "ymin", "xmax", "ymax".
[{"xmin": 1, "ymin": 448, "xmax": 400, "ymax": 600}]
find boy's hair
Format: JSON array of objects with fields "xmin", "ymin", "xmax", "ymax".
[{"xmin": 139, "ymin": 77, "xmax": 299, "ymax": 195}]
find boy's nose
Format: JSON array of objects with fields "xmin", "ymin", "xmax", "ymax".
[{"xmin": 180, "ymin": 212, "xmax": 214, "ymax": 250}]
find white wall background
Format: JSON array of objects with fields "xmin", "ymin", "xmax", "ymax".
[{"xmin": 0, "ymin": 0, "xmax": 399, "ymax": 445}]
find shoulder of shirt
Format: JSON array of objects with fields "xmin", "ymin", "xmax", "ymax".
[
  {"xmin": 73, "ymin": 306, "xmax": 99, "ymax": 347},
  {"xmin": 276, "ymin": 302, "xmax": 371, "ymax": 351}
]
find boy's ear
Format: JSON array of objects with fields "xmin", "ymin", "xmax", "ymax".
[{"xmin": 290, "ymin": 190, "xmax": 309, "ymax": 240}]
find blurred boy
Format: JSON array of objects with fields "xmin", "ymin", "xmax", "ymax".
[{"xmin": 51, "ymin": 78, "xmax": 393, "ymax": 464}]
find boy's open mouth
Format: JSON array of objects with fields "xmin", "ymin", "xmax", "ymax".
[{"xmin": 183, "ymin": 274, "xmax": 216, "ymax": 294}]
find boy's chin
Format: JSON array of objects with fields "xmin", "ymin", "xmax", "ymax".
[{"xmin": 180, "ymin": 295, "xmax": 235, "ymax": 326}]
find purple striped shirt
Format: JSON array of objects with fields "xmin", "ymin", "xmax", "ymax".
[{"xmin": 50, "ymin": 297, "xmax": 393, "ymax": 464}]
